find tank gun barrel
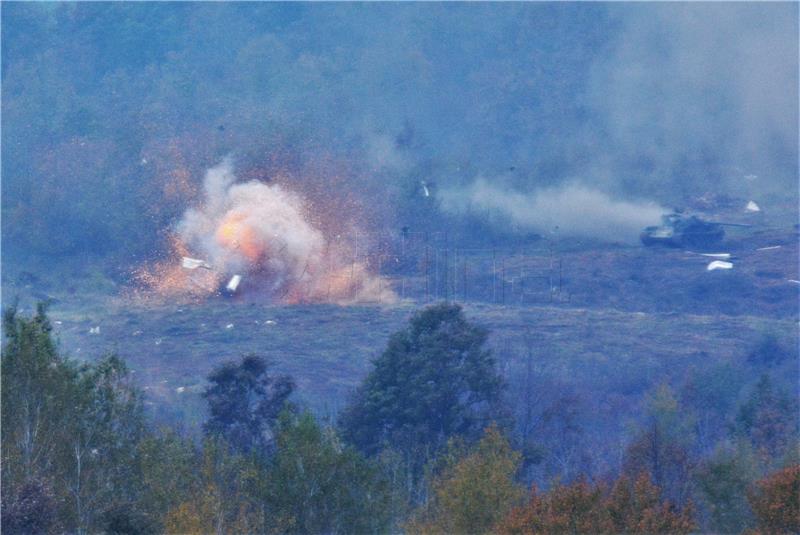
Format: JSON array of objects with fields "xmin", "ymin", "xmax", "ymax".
[{"xmin": 708, "ymin": 221, "xmax": 753, "ymax": 228}]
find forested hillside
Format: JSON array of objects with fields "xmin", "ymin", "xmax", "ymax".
[
  {"xmin": 2, "ymin": 4, "xmax": 797, "ymax": 534},
  {"xmin": 3, "ymin": 304, "xmax": 797, "ymax": 533}
]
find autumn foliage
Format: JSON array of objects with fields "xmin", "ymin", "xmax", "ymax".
[
  {"xmin": 497, "ymin": 473, "xmax": 695, "ymax": 535},
  {"xmin": 407, "ymin": 425, "xmax": 525, "ymax": 534},
  {"xmin": 747, "ymin": 465, "xmax": 800, "ymax": 535},
  {"xmin": 2, "ymin": 303, "xmax": 795, "ymax": 534}
]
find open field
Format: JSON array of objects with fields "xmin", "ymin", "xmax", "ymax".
[
  {"xmin": 389, "ymin": 226, "xmax": 799, "ymax": 318},
  {"xmin": 4, "ymin": 227, "xmax": 797, "ymax": 434},
  {"xmin": 21, "ymin": 296, "xmax": 796, "ymax": 433}
]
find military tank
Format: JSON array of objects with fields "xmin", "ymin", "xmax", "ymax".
[{"xmin": 640, "ymin": 212, "xmax": 749, "ymax": 249}]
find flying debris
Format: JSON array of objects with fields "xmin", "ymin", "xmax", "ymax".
[
  {"xmin": 89, "ymin": 326, "xmax": 100, "ymax": 335},
  {"xmin": 135, "ymin": 160, "xmax": 395, "ymax": 304},
  {"xmin": 706, "ymin": 261, "xmax": 734, "ymax": 271},
  {"xmin": 420, "ymin": 180, "xmax": 430, "ymax": 198},
  {"xmin": 225, "ymin": 323, "xmax": 234, "ymax": 330},
  {"xmin": 697, "ymin": 252, "xmax": 731, "ymax": 259},
  {"xmin": 181, "ymin": 257, "xmax": 212, "ymax": 270},
  {"xmin": 756, "ymin": 245, "xmax": 782, "ymax": 251},
  {"xmin": 226, "ymin": 274, "xmax": 242, "ymax": 293},
  {"xmin": 745, "ymin": 201, "xmax": 761, "ymax": 212}
]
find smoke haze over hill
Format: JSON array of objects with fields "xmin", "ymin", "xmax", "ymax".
[{"xmin": 1, "ymin": 3, "xmax": 796, "ymax": 263}]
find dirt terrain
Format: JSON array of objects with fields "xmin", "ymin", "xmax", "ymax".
[{"xmin": 3, "ymin": 227, "xmax": 797, "ymax": 433}]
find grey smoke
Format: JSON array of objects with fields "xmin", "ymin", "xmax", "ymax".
[
  {"xmin": 177, "ymin": 158, "xmax": 326, "ymax": 287},
  {"xmin": 441, "ymin": 4, "xmax": 796, "ymax": 242},
  {"xmin": 581, "ymin": 3, "xmax": 798, "ymax": 201},
  {"xmin": 441, "ymin": 180, "xmax": 665, "ymax": 243},
  {"xmin": 3, "ymin": 3, "xmax": 797, "ymax": 263}
]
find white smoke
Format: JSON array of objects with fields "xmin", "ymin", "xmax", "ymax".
[
  {"xmin": 441, "ymin": 179, "xmax": 665, "ymax": 243},
  {"xmin": 177, "ymin": 159, "xmax": 326, "ymax": 292},
  {"xmin": 158, "ymin": 159, "xmax": 393, "ymax": 303}
]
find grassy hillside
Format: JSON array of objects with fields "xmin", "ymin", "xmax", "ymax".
[
  {"xmin": 18, "ymin": 298, "xmax": 793, "ymax": 434},
  {"xmin": 3, "ymin": 227, "xmax": 796, "ymax": 439}
]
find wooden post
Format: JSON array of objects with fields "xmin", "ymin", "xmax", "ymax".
[
  {"xmin": 425, "ymin": 236, "xmax": 429, "ymax": 302},
  {"xmin": 378, "ymin": 254, "xmax": 383, "ymax": 303},
  {"xmin": 434, "ymin": 247, "xmax": 438, "ymax": 300},
  {"xmin": 463, "ymin": 259, "xmax": 467, "ymax": 302},
  {"xmin": 452, "ymin": 247, "xmax": 457, "ymax": 302},
  {"xmin": 548, "ymin": 239, "xmax": 553, "ymax": 302},
  {"xmin": 492, "ymin": 248, "xmax": 497, "ymax": 303},
  {"xmin": 501, "ymin": 257, "xmax": 506, "ymax": 304},
  {"xmin": 444, "ymin": 232, "xmax": 449, "ymax": 302}
]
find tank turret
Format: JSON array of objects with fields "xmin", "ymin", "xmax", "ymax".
[{"xmin": 641, "ymin": 213, "xmax": 726, "ymax": 249}]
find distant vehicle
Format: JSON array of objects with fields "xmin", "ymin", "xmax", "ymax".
[{"xmin": 641, "ymin": 212, "xmax": 750, "ymax": 249}]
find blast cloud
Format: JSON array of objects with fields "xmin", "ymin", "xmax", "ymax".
[
  {"xmin": 137, "ymin": 160, "xmax": 394, "ymax": 304},
  {"xmin": 179, "ymin": 159, "xmax": 325, "ymax": 290},
  {"xmin": 442, "ymin": 180, "xmax": 665, "ymax": 243},
  {"xmin": 4, "ymin": 3, "xmax": 796, "ymax": 265}
]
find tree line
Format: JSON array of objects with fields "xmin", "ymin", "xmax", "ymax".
[{"xmin": 2, "ymin": 302, "xmax": 798, "ymax": 534}]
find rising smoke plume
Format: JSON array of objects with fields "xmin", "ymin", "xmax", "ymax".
[
  {"xmin": 441, "ymin": 179, "xmax": 665, "ymax": 243},
  {"xmin": 581, "ymin": 3, "xmax": 798, "ymax": 201},
  {"xmin": 135, "ymin": 159, "xmax": 394, "ymax": 304}
]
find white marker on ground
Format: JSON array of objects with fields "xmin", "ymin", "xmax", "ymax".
[{"xmin": 706, "ymin": 261, "xmax": 734, "ymax": 271}]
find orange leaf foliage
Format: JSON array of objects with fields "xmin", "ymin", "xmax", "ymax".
[
  {"xmin": 747, "ymin": 465, "xmax": 800, "ymax": 535},
  {"xmin": 497, "ymin": 473, "xmax": 695, "ymax": 535}
]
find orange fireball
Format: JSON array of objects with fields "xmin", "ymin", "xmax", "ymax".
[{"xmin": 215, "ymin": 212, "xmax": 263, "ymax": 262}]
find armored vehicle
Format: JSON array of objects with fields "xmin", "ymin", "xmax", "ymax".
[{"xmin": 641, "ymin": 213, "xmax": 748, "ymax": 249}]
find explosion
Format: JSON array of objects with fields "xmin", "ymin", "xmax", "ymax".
[{"xmin": 135, "ymin": 159, "xmax": 394, "ymax": 304}]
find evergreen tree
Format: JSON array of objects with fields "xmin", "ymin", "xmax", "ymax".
[
  {"xmin": 695, "ymin": 441, "xmax": 758, "ymax": 533},
  {"xmin": 735, "ymin": 374, "xmax": 798, "ymax": 464},
  {"xmin": 340, "ymin": 303, "xmax": 504, "ymax": 459},
  {"xmin": 203, "ymin": 354, "xmax": 294, "ymax": 455}
]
